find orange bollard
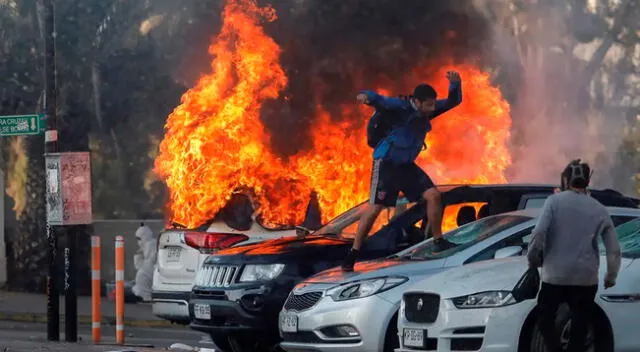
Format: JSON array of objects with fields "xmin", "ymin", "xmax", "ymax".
[
  {"xmin": 115, "ymin": 236, "xmax": 125, "ymax": 345},
  {"xmin": 91, "ymin": 236, "xmax": 101, "ymax": 343}
]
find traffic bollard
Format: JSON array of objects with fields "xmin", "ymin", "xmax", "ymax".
[
  {"xmin": 115, "ymin": 236, "xmax": 125, "ymax": 345},
  {"xmin": 91, "ymin": 236, "xmax": 101, "ymax": 343}
]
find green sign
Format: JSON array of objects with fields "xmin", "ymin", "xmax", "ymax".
[{"xmin": 0, "ymin": 114, "xmax": 45, "ymax": 136}]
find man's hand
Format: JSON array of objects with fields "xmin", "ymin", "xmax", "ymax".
[
  {"xmin": 356, "ymin": 93, "xmax": 369, "ymax": 104},
  {"xmin": 604, "ymin": 274, "xmax": 616, "ymax": 289},
  {"xmin": 446, "ymin": 71, "xmax": 461, "ymax": 83}
]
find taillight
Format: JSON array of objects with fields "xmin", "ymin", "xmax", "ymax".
[{"xmin": 184, "ymin": 232, "xmax": 248, "ymax": 253}]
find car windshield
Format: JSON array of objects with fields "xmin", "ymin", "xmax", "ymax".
[
  {"xmin": 603, "ymin": 218, "xmax": 640, "ymax": 258},
  {"xmin": 394, "ymin": 214, "xmax": 533, "ymax": 260},
  {"xmin": 313, "ymin": 198, "xmax": 417, "ymax": 240}
]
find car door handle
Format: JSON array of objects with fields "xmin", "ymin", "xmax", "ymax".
[{"xmin": 600, "ymin": 294, "xmax": 640, "ymax": 302}]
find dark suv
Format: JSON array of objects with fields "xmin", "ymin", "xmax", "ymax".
[{"xmin": 188, "ymin": 184, "xmax": 638, "ymax": 352}]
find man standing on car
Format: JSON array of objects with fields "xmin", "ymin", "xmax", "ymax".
[
  {"xmin": 342, "ymin": 71, "xmax": 463, "ymax": 272},
  {"xmin": 527, "ymin": 159, "xmax": 621, "ymax": 352}
]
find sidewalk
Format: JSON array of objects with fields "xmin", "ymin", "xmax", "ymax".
[{"xmin": 0, "ymin": 291, "xmax": 179, "ymax": 328}]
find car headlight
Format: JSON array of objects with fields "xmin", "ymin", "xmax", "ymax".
[
  {"xmin": 326, "ymin": 276, "xmax": 408, "ymax": 301},
  {"xmin": 452, "ymin": 291, "xmax": 516, "ymax": 309},
  {"xmin": 239, "ymin": 264, "xmax": 285, "ymax": 282}
]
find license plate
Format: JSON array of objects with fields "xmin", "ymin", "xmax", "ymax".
[
  {"xmin": 403, "ymin": 328, "xmax": 425, "ymax": 348},
  {"xmin": 194, "ymin": 304, "xmax": 211, "ymax": 320},
  {"xmin": 280, "ymin": 314, "xmax": 298, "ymax": 333},
  {"xmin": 166, "ymin": 247, "xmax": 182, "ymax": 262}
]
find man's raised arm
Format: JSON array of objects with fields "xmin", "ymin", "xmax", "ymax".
[
  {"xmin": 432, "ymin": 71, "xmax": 463, "ymax": 118},
  {"xmin": 357, "ymin": 90, "xmax": 406, "ymax": 111}
]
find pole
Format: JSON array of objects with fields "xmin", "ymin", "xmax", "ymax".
[
  {"xmin": 91, "ymin": 236, "xmax": 101, "ymax": 343},
  {"xmin": 43, "ymin": 0, "xmax": 59, "ymax": 342},
  {"xmin": 64, "ymin": 231, "xmax": 77, "ymax": 342},
  {"xmin": 115, "ymin": 236, "xmax": 125, "ymax": 345}
]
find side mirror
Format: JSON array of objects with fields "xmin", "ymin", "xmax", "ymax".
[{"xmin": 494, "ymin": 246, "xmax": 523, "ymax": 259}]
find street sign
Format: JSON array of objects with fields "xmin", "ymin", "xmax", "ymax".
[
  {"xmin": 46, "ymin": 152, "xmax": 93, "ymax": 225},
  {"xmin": 0, "ymin": 114, "xmax": 45, "ymax": 136}
]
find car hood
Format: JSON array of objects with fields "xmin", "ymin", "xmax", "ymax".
[
  {"xmin": 303, "ymin": 257, "xmax": 446, "ymax": 285},
  {"xmin": 204, "ymin": 234, "xmax": 351, "ymax": 264},
  {"xmin": 407, "ymin": 256, "xmax": 636, "ymax": 299}
]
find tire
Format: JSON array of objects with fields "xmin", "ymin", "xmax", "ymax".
[
  {"xmin": 208, "ymin": 333, "xmax": 232, "ymax": 352},
  {"xmin": 383, "ymin": 313, "xmax": 400, "ymax": 352},
  {"xmin": 227, "ymin": 334, "xmax": 281, "ymax": 352},
  {"xmin": 529, "ymin": 304, "xmax": 612, "ymax": 352}
]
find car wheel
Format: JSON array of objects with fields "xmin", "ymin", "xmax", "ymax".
[
  {"xmin": 383, "ymin": 313, "xmax": 400, "ymax": 352},
  {"xmin": 529, "ymin": 304, "xmax": 611, "ymax": 352},
  {"xmin": 208, "ymin": 333, "xmax": 232, "ymax": 352},
  {"xmin": 227, "ymin": 334, "xmax": 281, "ymax": 352}
]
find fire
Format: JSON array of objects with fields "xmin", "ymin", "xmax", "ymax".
[
  {"xmin": 442, "ymin": 202, "xmax": 488, "ymax": 233},
  {"xmin": 155, "ymin": 0, "xmax": 513, "ymax": 230}
]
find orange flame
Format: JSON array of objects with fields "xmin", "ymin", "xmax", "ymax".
[{"xmin": 155, "ymin": 0, "xmax": 512, "ymax": 230}]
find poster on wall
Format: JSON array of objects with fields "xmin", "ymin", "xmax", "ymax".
[
  {"xmin": 45, "ymin": 155, "xmax": 63, "ymax": 224},
  {"xmin": 45, "ymin": 152, "xmax": 93, "ymax": 226}
]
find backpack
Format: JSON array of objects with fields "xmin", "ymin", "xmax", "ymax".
[
  {"xmin": 366, "ymin": 95, "xmax": 410, "ymax": 149},
  {"xmin": 366, "ymin": 109, "xmax": 395, "ymax": 148}
]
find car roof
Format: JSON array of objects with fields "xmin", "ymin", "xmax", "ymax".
[
  {"xmin": 436, "ymin": 183, "xmax": 557, "ymax": 192},
  {"xmin": 498, "ymin": 206, "xmax": 640, "ymax": 218}
]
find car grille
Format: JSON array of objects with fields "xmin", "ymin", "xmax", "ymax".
[
  {"xmin": 194, "ymin": 264, "xmax": 240, "ymax": 288},
  {"xmin": 283, "ymin": 291, "xmax": 323, "ymax": 311},
  {"xmin": 403, "ymin": 292, "xmax": 440, "ymax": 323}
]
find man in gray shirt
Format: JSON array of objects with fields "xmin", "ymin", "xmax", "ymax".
[{"xmin": 527, "ymin": 159, "xmax": 621, "ymax": 352}]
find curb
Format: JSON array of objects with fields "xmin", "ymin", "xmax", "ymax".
[{"xmin": 0, "ymin": 312, "xmax": 186, "ymax": 329}]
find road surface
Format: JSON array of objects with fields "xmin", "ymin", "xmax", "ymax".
[{"xmin": 0, "ymin": 321, "xmax": 217, "ymax": 351}]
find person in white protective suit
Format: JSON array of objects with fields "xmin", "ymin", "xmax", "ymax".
[{"xmin": 132, "ymin": 223, "xmax": 157, "ymax": 302}]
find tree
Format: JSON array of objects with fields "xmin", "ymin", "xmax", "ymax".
[
  {"xmin": 472, "ymin": 0, "xmax": 639, "ymax": 191},
  {"xmin": 0, "ymin": 0, "xmax": 218, "ymax": 291}
]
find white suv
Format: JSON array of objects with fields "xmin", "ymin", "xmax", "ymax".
[{"xmin": 152, "ymin": 193, "xmax": 317, "ymax": 324}]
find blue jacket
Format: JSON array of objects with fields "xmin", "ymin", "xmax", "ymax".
[{"xmin": 361, "ymin": 81, "xmax": 462, "ymax": 164}]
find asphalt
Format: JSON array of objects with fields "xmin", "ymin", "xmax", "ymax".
[
  {"xmin": 0, "ymin": 291, "xmax": 230, "ymax": 351},
  {"xmin": 0, "ymin": 320, "xmax": 214, "ymax": 351},
  {"xmin": 0, "ymin": 291, "xmax": 178, "ymax": 328}
]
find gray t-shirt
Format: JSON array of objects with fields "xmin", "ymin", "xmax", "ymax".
[{"xmin": 527, "ymin": 190, "xmax": 621, "ymax": 286}]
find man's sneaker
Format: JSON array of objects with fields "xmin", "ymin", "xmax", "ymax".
[
  {"xmin": 341, "ymin": 249, "xmax": 359, "ymax": 272},
  {"xmin": 433, "ymin": 238, "xmax": 456, "ymax": 252}
]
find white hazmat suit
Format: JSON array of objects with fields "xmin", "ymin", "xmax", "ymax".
[{"xmin": 132, "ymin": 223, "xmax": 157, "ymax": 302}]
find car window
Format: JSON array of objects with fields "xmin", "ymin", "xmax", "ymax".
[
  {"xmin": 314, "ymin": 198, "xmax": 418, "ymax": 239},
  {"xmin": 441, "ymin": 202, "xmax": 488, "ymax": 233},
  {"xmin": 601, "ymin": 217, "xmax": 640, "ymax": 258},
  {"xmin": 464, "ymin": 227, "xmax": 535, "ymax": 264},
  {"xmin": 523, "ymin": 197, "xmax": 547, "ymax": 209},
  {"xmin": 520, "ymin": 215, "xmax": 635, "ymax": 247},
  {"xmin": 394, "ymin": 215, "xmax": 533, "ymax": 261},
  {"xmin": 467, "ymin": 215, "xmax": 640, "ymax": 265}
]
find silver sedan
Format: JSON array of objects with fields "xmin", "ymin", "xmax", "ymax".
[{"xmin": 278, "ymin": 207, "xmax": 640, "ymax": 352}]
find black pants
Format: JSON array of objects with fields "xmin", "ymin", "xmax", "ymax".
[{"xmin": 537, "ymin": 282, "xmax": 598, "ymax": 352}]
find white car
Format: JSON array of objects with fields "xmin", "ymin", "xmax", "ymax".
[
  {"xmin": 277, "ymin": 189, "xmax": 640, "ymax": 352},
  {"xmin": 152, "ymin": 193, "xmax": 307, "ymax": 324},
  {"xmin": 396, "ymin": 216, "xmax": 640, "ymax": 352}
]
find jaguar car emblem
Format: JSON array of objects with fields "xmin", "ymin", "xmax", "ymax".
[
  {"xmin": 212, "ymin": 257, "xmax": 221, "ymax": 262},
  {"xmin": 417, "ymin": 298, "xmax": 423, "ymax": 311}
]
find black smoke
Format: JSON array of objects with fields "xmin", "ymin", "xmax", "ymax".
[{"xmin": 259, "ymin": 0, "xmax": 493, "ymax": 157}]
